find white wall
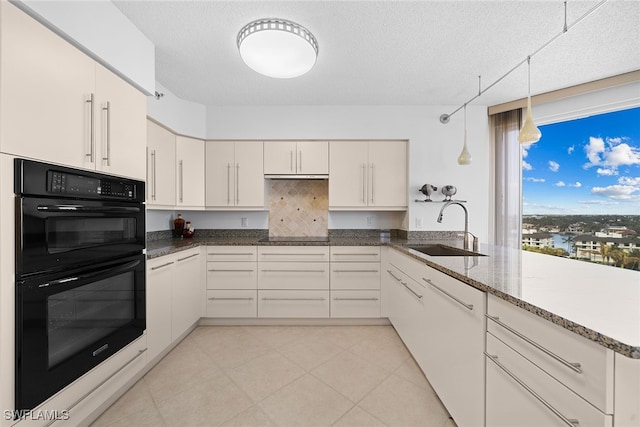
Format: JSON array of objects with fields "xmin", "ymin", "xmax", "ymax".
[
  {"xmin": 147, "ymin": 82, "xmax": 207, "ymax": 139},
  {"xmin": 13, "ymin": 0, "xmax": 155, "ymax": 95},
  {"xmin": 205, "ymin": 105, "xmax": 491, "ymax": 241}
]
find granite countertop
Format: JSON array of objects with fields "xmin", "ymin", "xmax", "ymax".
[{"xmin": 146, "ymin": 235, "xmax": 640, "ymax": 359}]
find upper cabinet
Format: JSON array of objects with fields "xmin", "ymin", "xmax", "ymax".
[
  {"xmin": 175, "ymin": 136, "xmax": 205, "ymax": 209},
  {"xmin": 0, "ymin": 3, "xmax": 146, "ymax": 180},
  {"xmin": 147, "ymin": 120, "xmax": 176, "ymax": 209},
  {"xmin": 206, "ymin": 141, "xmax": 264, "ymax": 209},
  {"xmin": 329, "ymin": 141, "xmax": 407, "ymax": 210},
  {"xmin": 264, "ymin": 141, "xmax": 328, "ymax": 175}
]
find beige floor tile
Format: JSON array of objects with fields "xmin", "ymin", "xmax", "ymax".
[
  {"xmin": 393, "ymin": 357, "xmax": 434, "ymax": 392},
  {"xmin": 199, "ymin": 334, "xmax": 273, "ymax": 370},
  {"xmin": 243, "ymin": 326, "xmax": 309, "ymax": 348},
  {"xmin": 359, "ymin": 374, "xmax": 450, "ymax": 427},
  {"xmin": 313, "ymin": 326, "xmax": 375, "ymax": 349},
  {"xmin": 311, "ymin": 351, "xmax": 390, "ymax": 402},
  {"xmin": 277, "ymin": 335, "xmax": 344, "ymax": 371},
  {"xmin": 259, "ymin": 374, "xmax": 354, "ymax": 427},
  {"xmin": 332, "ymin": 406, "xmax": 388, "ymax": 427},
  {"xmin": 98, "ymin": 408, "xmax": 166, "ymax": 427},
  {"xmin": 226, "ymin": 351, "xmax": 306, "ymax": 402},
  {"xmin": 155, "ymin": 371, "xmax": 253, "ymax": 426},
  {"xmin": 144, "ymin": 339, "xmax": 220, "ymax": 403},
  {"xmin": 219, "ymin": 405, "xmax": 277, "ymax": 427},
  {"xmin": 90, "ymin": 380, "xmax": 157, "ymax": 426},
  {"xmin": 347, "ymin": 334, "xmax": 411, "ymax": 372}
]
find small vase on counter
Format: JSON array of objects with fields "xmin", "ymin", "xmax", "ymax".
[
  {"xmin": 173, "ymin": 214, "xmax": 185, "ymax": 238},
  {"xmin": 183, "ymin": 221, "xmax": 195, "ymax": 238}
]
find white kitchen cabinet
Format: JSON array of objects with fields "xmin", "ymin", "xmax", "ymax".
[
  {"xmin": 146, "ymin": 256, "xmax": 174, "ymax": 362},
  {"xmin": 176, "ymin": 135, "xmax": 205, "ymax": 209},
  {"xmin": 419, "ymin": 264, "xmax": 486, "ymax": 427},
  {"xmin": 0, "ymin": 3, "xmax": 146, "ymax": 179},
  {"xmin": 330, "ymin": 246, "xmax": 381, "ymax": 318},
  {"xmin": 147, "ymin": 120, "xmax": 176, "ymax": 208},
  {"xmin": 93, "ymin": 64, "xmax": 146, "ymax": 180},
  {"xmin": 171, "ymin": 248, "xmax": 204, "ymax": 340},
  {"xmin": 205, "ymin": 141, "xmax": 264, "ymax": 209},
  {"xmin": 264, "ymin": 140, "xmax": 328, "ymax": 175},
  {"xmin": 258, "ymin": 290, "xmax": 330, "ymax": 318},
  {"xmin": 329, "ymin": 140, "xmax": 407, "ymax": 210},
  {"xmin": 206, "ymin": 246, "xmax": 257, "ymax": 318}
]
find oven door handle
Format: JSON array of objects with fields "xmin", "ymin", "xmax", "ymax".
[
  {"xmin": 36, "ymin": 259, "xmax": 142, "ymax": 289},
  {"xmin": 37, "ymin": 205, "xmax": 141, "ymax": 213}
]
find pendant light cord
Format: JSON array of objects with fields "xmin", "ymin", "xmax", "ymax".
[{"xmin": 439, "ymin": 0, "xmax": 608, "ymax": 124}]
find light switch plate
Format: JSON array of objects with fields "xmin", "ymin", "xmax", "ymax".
[
  {"xmin": 241, "ymin": 217, "xmax": 248, "ymax": 227},
  {"xmin": 416, "ymin": 217, "xmax": 423, "ymax": 228},
  {"xmin": 366, "ymin": 216, "xmax": 374, "ymax": 227}
]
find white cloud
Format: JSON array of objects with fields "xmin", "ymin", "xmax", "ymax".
[
  {"xmin": 569, "ymin": 182, "xmax": 582, "ymax": 188},
  {"xmin": 619, "ymin": 176, "xmax": 640, "ymax": 186},
  {"xmin": 597, "ymin": 168, "xmax": 618, "ymax": 176},
  {"xmin": 522, "ymin": 160, "xmax": 532, "ymax": 171},
  {"xmin": 568, "ymin": 145, "xmax": 575, "ymax": 155},
  {"xmin": 591, "ymin": 184, "xmax": 640, "ymax": 201},
  {"xmin": 607, "ymin": 137, "xmax": 623, "ymax": 145},
  {"xmin": 525, "ymin": 177, "xmax": 545, "ymax": 183},
  {"xmin": 555, "ymin": 181, "xmax": 566, "ymax": 187},
  {"xmin": 579, "ymin": 200, "xmax": 619, "ymax": 206},
  {"xmin": 522, "ymin": 146, "xmax": 529, "ymax": 158},
  {"xmin": 605, "ymin": 143, "xmax": 640, "ymax": 168},
  {"xmin": 548, "ymin": 161, "xmax": 560, "ymax": 172},
  {"xmin": 583, "ymin": 136, "xmax": 640, "ymax": 173},
  {"xmin": 584, "ymin": 137, "xmax": 605, "ymax": 165}
]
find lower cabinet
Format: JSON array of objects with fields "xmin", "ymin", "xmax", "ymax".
[
  {"xmin": 330, "ymin": 246, "xmax": 381, "ymax": 318},
  {"xmin": 206, "ymin": 246, "xmax": 258, "ymax": 318},
  {"xmin": 171, "ymin": 248, "xmax": 204, "ymax": 340},
  {"xmin": 258, "ymin": 290, "xmax": 330, "ymax": 318},
  {"xmin": 146, "ymin": 256, "xmax": 173, "ymax": 362}
]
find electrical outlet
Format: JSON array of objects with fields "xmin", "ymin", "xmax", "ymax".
[
  {"xmin": 416, "ymin": 217, "xmax": 423, "ymax": 228},
  {"xmin": 241, "ymin": 217, "xmax": 248, "ymax": 228},
  {"xmin": 366, "ymin": 216, "xmax": 374, "ymax": 227}
]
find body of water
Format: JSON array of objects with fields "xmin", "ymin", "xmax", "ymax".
[{"xmin": 551, "ymin": 233, "xmax": 574, "ymax": 253}]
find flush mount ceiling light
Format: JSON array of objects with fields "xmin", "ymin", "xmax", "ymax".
[{"xmin": 237, "ymin": 18, "xmax": 319, "ymax": 79}]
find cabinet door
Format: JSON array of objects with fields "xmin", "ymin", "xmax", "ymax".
[
  {"xmin": 0, "ymin": 2, "xmax": 95, "ymax": 169},
  {"xmin": 94, "ymin": 64, "xmax": 146, "ymax": 180},
  {"xmin": 297, "ymin": 141, "xmax": 328, "ymax": 174},
  {"xmin": 146, "ymin": 257, "xmax": 174, "ymax": 362},
  {"xmin": 264, "ymin": 141, "xmax": 296, "ymax": 174},
  {"xmin": 147, "ymin": 120, "xmax": 176, "ymax": 207},
  {"xmin": 329, "ymin": 141, "xmax": 368, "ymax": 208},
  {"xmin": 234, "ymin": 141, "xmax": 264, "ymax": 208},
  {"xmin": 205, "ymin": 141, "xmax": 235, "ymax": 207},
  {"xmin": 171, "ymin": 249, "xmax": 203, "ymax": 340},
  {"xmin": 368, "ymin": 141, "xmax": 407, "ymax": 208},
  {"xmin": 176, "ymin": 136, "xmax": 205, "ymax": 208}
]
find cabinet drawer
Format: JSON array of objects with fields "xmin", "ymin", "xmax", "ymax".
[
  {"xmin": 258, "ymin": 246, "xmax": 329, "ymax": 262},
  {"xmin": 206, "ymin": 262, "xmax": 257, "ymax": 290},
  {"xmin": 330, "ymin": 290, "xmax": 380, "ymax": 318},
  {"xmin": 207, "ymin": 246, "xmax": 257, "ymax": 262},
  {"xmin": 487, "ymin": 295, "xmax": 614, "ymax": 413},
  {"xmin": 330, "ymin": 262, "xmax": 380, "ymax": 290},
  {"xmin": 258, "ymin": 290, "xmax": 329, "ymax": 318},
  {"xmin": 206, "ymin": 290, "xmax": 257, "ymax": 318},
  {"xmin": 258, "ymin": 262, "xmax": 329, "ymax": 290},
  {"xmin": 330, "ymin": 246, "xmax": 380, "ymax": 262},
  {"xmin": 486, "ymin": 333, "xmax": 612, "ymax": 427}
]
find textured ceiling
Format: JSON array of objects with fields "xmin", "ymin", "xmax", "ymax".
[{"xmin": 113, "ymin": 1, "xmax": 640, "ymax": 107}]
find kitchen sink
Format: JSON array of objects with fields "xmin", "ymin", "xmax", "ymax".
[{"xmin": 406, "ymin": 244, "xmax": 487, "ymax": 257}]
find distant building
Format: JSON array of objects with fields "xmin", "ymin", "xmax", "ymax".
[
  {"xmin": 574, "ymin": 234, "xmax": 640, "ymax": 261},
  {"xmin": 566, "ymin": 223, "xmax": 586, "ymax": 234},
  {"xmin": 522, "ymin": 232, "xmax": 554, "ymax": 249},
  {"xmin": 603, "ymin": 225, "xmax": 636, "ymax": 236}
]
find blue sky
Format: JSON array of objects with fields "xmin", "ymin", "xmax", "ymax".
[{"xmin": 522, "ymin": 107, "xmax": 640, "ymax": 215}]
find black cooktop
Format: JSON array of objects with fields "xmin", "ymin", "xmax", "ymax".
[{"xmin": 259, "ymin": 236, "xmax": 330, "ymax": 243}]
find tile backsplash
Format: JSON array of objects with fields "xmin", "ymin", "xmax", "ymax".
[{"xmin": 268, "ymin": 180, "xmax": 328, "ymax": 237}]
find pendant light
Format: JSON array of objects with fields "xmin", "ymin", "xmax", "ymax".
[
  {"xmin": 457, "ymin": 104, "xmax": 472, "ymax": 165},
  {"xmin": 518, "ymin": 56, "xmax": 542, "ymax": 144},
  {"xmin": 237, "ymin": 18, "xmax": 318, "ymax": 79}
]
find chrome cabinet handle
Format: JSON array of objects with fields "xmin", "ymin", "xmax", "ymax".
[
  {"xmin": 151, "ymin": 149, "xmax": 157, "ymax": 201},
  {"xmin": 86, "ymin": 93, "xmax": 95, "ymax": 163},
  {"xmin": 486, "ymin": 315, "xmax": 582, "ymax": 374},
  {"xmin": 236, "ymin": 163, "xmax": 240, "ymax": 204},
  {"xmin": 45, "ymin": 348, "xmax": 148, "ymax": 427},
  {"xmin": 102, "ymin": 101, "xmax": 111, "ymax": 165},
  {"xmin": 333, "ymin": 297, "xmax": 379, "ymax": 301},
  {"xmin": 227, "ymin": 163, "xmax": 231, "ymax": 205},
  {"xmin": 485, "ymin": 352, "xmax": 580, "ymax": 427},
  {"xmin": 370, "ymin": 163, "xmax": 375, "ymax": 204},
  {"xmin": 151, "ymin": 261, "xmax": 174, "ymax": 270},
  {"xmin": 362, "ymin": 164, "xmax": 366, "ymax": 204},
  {"xmin": 262, "ymin": 297, "xmax": 325, "ymax": 301},
  {"xmin": 298, "ymin": 149, "xmax": 302, "ymax": 172},
  {"xmin": 177, "ymin": 253, "xmax": 200, "ymax": 262},
  {"xmin": 401, "ymin": 281, "xmax": 423, "ymax": 300},
  {"xmin": 208, "ymin": 269, "xmax": 254, "ymax": 272},
  {"xmin": 261, "ymin": 269, "xmax": 325, "ymax": 273},
  {"xmin": 423, "ymin": 277, "xmax": 473, "ymax": 310},
  {"xmin": 290, "ymin": 150, "xmax": 294, "ymax": 172},
  {"xmin": 261, "ymin": 253, "xmax": 326, "ymax": 256},
  {"xmin": 333, "ymin": 253, "xmax": 379, "ymax": 256},
  {"xmin": 208, "ymin": 253, "xmax": 255, "ymax": 256},
  {"xmin": 209, "ymin": 297, "xmax": 254, "ymax": 301},
  {"xmin": 386, "ymin": 269, "xmax": 402, "ymax": 282},
  {"xmin": 333, "ymin": 270, "xmax": 379, "ymax": 273},
  {"xmin": 179, "ymin": 160, "xmax": 184, "ymax": 203}
]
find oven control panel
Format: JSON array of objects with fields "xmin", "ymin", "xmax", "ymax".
[{"xmin": 48, "ymin": 171, "xmax": 136, "ymax": 200}]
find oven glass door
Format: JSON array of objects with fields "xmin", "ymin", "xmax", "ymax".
[
  {"xmin": 16, "ymin": 254, "xmax": 145, "ymax": 411},
  {"xmin": 17, "ymin": 197, "xmax": 145, "ymax": 276}
]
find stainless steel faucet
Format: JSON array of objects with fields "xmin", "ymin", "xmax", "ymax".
[{"xmin": 437, "ymin": 201, "xmax": 478, "ymax": 251}]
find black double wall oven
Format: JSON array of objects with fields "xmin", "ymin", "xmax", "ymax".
[{"xmin": 14, "ymin": 159, "xmax": 146, "ymax": 411}]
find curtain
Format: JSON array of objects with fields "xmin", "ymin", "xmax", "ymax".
[{"xmin": 492, "ymin": 109, "xmax": 522, "ymax": 248}]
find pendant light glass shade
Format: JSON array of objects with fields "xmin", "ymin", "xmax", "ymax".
[
  {"xmin": 237, "ymin": 18, "xmax": 318, "ymax": 79},
  {"xmin": 457, "ymin": 105, "xmax": 472, "ymax": 165},
  {"xmin": 518, "ymin": 57, "xmax": 541, "ymax": 144}
]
